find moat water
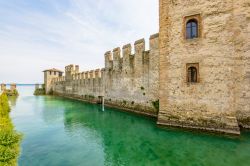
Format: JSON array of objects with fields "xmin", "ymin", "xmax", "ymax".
[{"xmin": 10, "ymin": 85, "xmax": 250, "ymax": 166}]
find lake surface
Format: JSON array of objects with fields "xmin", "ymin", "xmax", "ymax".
[{"xmin": 10, "ymin": 85, "xmax": 250, "ymax": 166}]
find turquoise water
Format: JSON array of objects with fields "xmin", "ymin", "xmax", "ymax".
[{"xmin": 10, "ymin": 85, "xmax": 250, "ymax": 166}]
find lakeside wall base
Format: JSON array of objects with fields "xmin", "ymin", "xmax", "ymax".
[
  {"xmin": 52, "ymin": 92, "xmax": 244, "ymax": 135},
  {"xmin": 157, "ymin": 120, "xmax": 241, "ymax": 136},
  {"xmin": 157, "ymin": 110, "xmax": 240, "ymax": 135},
  {"xmin": 52, "ymin": 92, "xmax": 158, "ymax": 118},
  {"xmin": 157, "ymin": 122, "xmax": 241, "ymax": 136},
  {"xmin": 237, "ymin": 113, "xmax": 250, "ymax": 129}
]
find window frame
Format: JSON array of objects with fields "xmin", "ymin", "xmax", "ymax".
[
  {"xmin": 183, "ymin": 14, "xmax": 202, "ymax": 40},
  {"xmin": 186, "ymin": 19, "xmax": 198, "ymax": 39},
  {"xmin": 186, "ymin": 63, "xmax": 200, "ymax": 84}
]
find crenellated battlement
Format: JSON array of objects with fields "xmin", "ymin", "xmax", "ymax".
[
  {"xmin": 47, "ymin": 33, "xmax": 159, "ymax": 86},
  {"xmin": 95, "ymin": 69, "xmax": 101, "ymax": 78},
  {"xmin": 104, "ymin": 33, "xmax": 159, "ymax": 72},
  {"xmin": 49, "ymin": 33, "xmax": 159, "ymax": 86},
  {"xmin": 55, "ymin": 67, "xmax": 104, "ymax": 82},
  {"xmin": 112, "ymin": 47, "xmax": 122, "ymax": 71},
  {"xmin": 45, "ymin": 32, "xmax": 159, "ymax": 126},
  {"xmin": 105, "ymin": 51, "xmax": 113, "ymax": 70}
]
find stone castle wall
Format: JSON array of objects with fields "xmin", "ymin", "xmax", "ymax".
[
  {"xmin": 50, "ymin": 34, "xmax": 160, "ymax": 116},
  {"xmin": 158, "ymin": 0, "xmax": 250, "ymax": 134},
  {"xmin": 232, "ymin": 0, "xmax": 250, "ymax": 129},
  {"xmin": 45, "ymin": 0, "xmax": 249, "ymax": 135}
]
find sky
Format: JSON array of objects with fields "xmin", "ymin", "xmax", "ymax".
[{"xmin": 0, "ymin": 0, "xmax": 159, "ymax": 83}]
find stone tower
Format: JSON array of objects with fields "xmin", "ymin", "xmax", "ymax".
[
  {"xmin": 10, "ymin": 84, "xmax": 17, "ymax": 91},
  {"xmin": 43, "ymin": 68, "xmax": 63, "ymax": 94},
  {"xmin": 65, "ymin": 64, "xmax": 79, "ymax": 81},
  {"xmin": 158, "ymin": 0, "xmax": 250, "ymax": 134},
  {"xmin": 1, "ymin": 84, "xmax": 6, "ymax": 91}
]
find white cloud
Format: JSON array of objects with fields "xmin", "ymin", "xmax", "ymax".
[{"xmin": 0, "ymin": 0, "xmax": 159, "ymax": 83}]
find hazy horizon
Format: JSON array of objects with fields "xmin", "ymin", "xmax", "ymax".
[{"xmin": 0, "ymin": 0, "xmax": 159, "ymax": 83}]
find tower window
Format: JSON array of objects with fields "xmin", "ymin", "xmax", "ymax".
[
  {"xmin": 188, "ymin": 67, "xmax": 197, "ymax": 82},
  {"xmin": 187, "ymin": 63, "xmax": 199, "ymax": 83},
  {"xmin": 186, "ymin": 19, "xmax": 198, "ymax": 39},
  {"xmin": 184, "ymin": 14, "xmax": 201, "ymax": 40}
]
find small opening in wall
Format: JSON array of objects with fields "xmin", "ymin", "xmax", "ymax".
[
  {"xmin": 188, "ymin": 67, "xmax": 198, "ymax": 83},
  {"xmin": 186, "ymin": 63, "xmax": 199, "ymax": 84}
]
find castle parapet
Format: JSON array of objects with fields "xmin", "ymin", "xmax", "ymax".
[
  {"xmin": 95, "ymin": 69, "xmax": 101, "ymax": 78},
  {"xmin": 47, "ymin": 33, "xmax": 159, "ymax": 85},
  {"xmin": 75, "ymin": 65, "xmax": 79, "ymax": 73},
  {"xmin": 101, "ymin": 68, "xmax": 105, "ymax": 78},
  {"xmin": 113, "ymin": 48, "xmax": 121, "ymax": 71},
  {"xmin": 85, "ymin": 71, "xmax": 90, "ymax": 79},
  {"xmin": 122, "ymin": 44, "xmax": 132, "ymax": 72},
  {"xmin": 81, "ymin": 72, "xmax": 85, "ymax": 80},
  {"xmin": 104, "ymin": 34, "xmax": 159, "ymax": 73},
  {"xmin": 150, "ymin": 33, "xmax": 159, "ymax": 50},
  {"xmin": 77, "ymin": 73, "xmax": 81, "ymax": 80},
  {"xmin": 134, "ymin": 38, "xmax": 145, "ymax": 73},
  {"xmin": 105, "ymin": 51, "xmax": 113, "ymax": 70},
  {"xmin": 89, "ymin": 70, "xmax": 95, "ymax": 79}
]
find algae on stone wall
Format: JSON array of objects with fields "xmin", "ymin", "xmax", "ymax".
[
  {"xmin": 152, "ymin": 100, "xmax": 159, "ymax": 112},
  {"xmin": 0, "ymin": 93, "xmax": 22, "ymax": 166}
]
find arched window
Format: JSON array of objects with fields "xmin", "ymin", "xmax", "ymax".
[
  {"xmin": 186, "ymin": 19, "xmax": 198, "ymax": 39},
  {"xmin": 188, "ymin": 66, "xmax": 198, "ymax": 83}
]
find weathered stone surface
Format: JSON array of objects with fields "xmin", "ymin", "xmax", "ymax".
[
  {"xmin": 46, "ymin": 34, "xmax": 160, "ymax": 116},
  {"xmin": 43, "ymin": 0, "xmax": 249, "ymax": 135},
  {"xmin": 159, "ymin": 0, "xmax": 250, "ymax": 134}
]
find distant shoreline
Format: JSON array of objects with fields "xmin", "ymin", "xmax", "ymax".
[{"xmin": 5, "ymin": 84, "xmax": 37, "ymax": 86}]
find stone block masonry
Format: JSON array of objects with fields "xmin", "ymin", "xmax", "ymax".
[
  {"xmin": 44, "ymin": 0, "xmax": 250, "ymax": 135},
  {"xmin": 158, "ymin": 0, "xmax": 250, "ymax": 135},
  {"xmin": 49, "ymin": 34, "xmax": 160, "ymax": 117}
]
